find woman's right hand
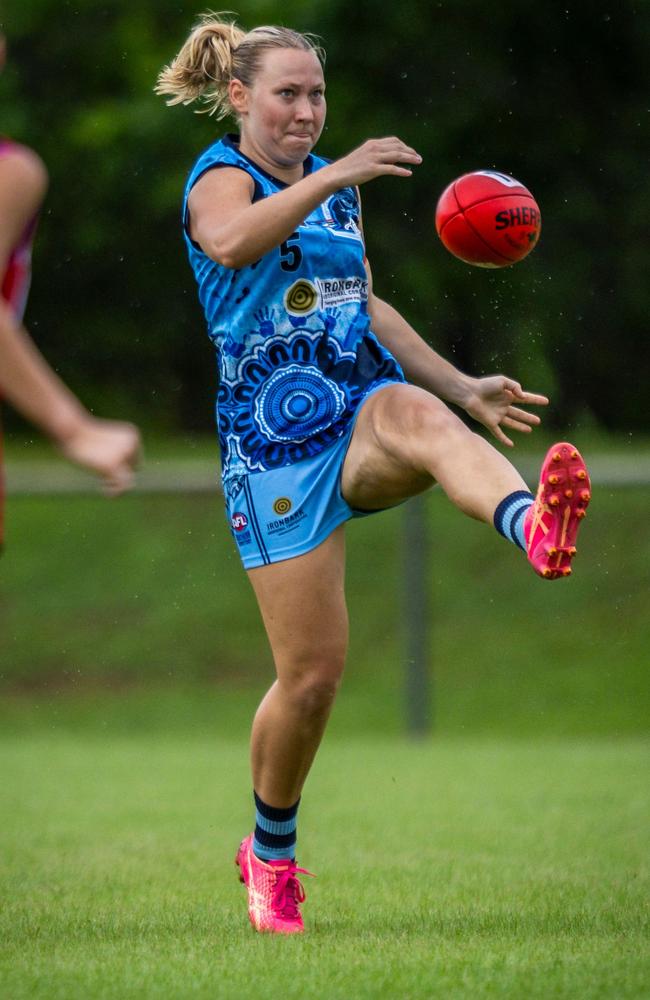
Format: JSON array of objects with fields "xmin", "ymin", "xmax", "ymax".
[{"xmin": 327, "ymin": 137, "xmax": 422, "ymax": 188}]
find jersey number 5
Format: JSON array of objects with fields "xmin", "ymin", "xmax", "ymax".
[{"xmin": 279, "ymin": 232, "xmax": 302, "ymax": 272}]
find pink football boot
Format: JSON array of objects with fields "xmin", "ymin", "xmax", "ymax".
[
  {"xmin": 235, "ymin": 834, "xmax": 314, "ymax": 934},
  {"xmin": 524, "ymin": 442, "xmax": 591, "ymax": 580}
]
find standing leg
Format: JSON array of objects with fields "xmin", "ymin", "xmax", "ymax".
[
  {"xmin": 247, "ymin": 524, "xmax": 348, "ymax": 807},
  {"xmin": 235, "ymin": 526, "xmax": 348, "ymax": 934}
]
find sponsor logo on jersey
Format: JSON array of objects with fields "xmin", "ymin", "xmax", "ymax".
[
  {"xmin": 266, "ymin": 506, "xmax": 307, "ymax": 535},
  {"xmin": 316, "ymin": 276, "xmax": 368, "ymax": 308},
  {"xmin": 272, "ymin": 497, "xmax": 292, "ymax": 516},
  {"xmin": 284, "ymin": 279, "xmax": 318, "ymax": 316},
  {"xmin": 231, "ymin": 512, "xmax": 249, "ymax": 532}
]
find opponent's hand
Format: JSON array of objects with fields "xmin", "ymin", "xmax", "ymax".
[
  {"xmin": 329, "ymin": 137, "xmax": 422, "ymax": 187},
  {"xmin": 58, "ymin": 417, "xmax": 142, "ymax": 496},
  {"xmin": 462, "ymin": 375, "xmax": 549, "ymax": 448}
]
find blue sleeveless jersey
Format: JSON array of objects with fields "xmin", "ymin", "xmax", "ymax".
[{"xmin": 182, "ymin": 134, "xmax": 404, "ymax": 482}]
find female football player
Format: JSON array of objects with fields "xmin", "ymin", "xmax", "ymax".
[{"xmin": 157, "ymin": 13, "xmax": 591, "ymax": 934}]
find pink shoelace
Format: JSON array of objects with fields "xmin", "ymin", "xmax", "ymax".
[{"xmin": 272, "ymin": 864, "xmax": 315, "ymax": 920}]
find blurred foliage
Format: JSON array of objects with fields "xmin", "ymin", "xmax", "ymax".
[{"xmin": 1, "ymin": 0, "xmax": 648, "ymax": 432}]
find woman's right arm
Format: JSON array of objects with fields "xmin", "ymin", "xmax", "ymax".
[{"xmin": 188, "ymin": 137, "xmax": 421, "ymax": 269}]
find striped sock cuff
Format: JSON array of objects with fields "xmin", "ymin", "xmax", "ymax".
[
  {"xmin": 253, "ymin": 792, "xmax": 300, "ymax": 861},
  {"xmin": 493, "ymin": 490, "xmax": 534, "ymax": 551}
]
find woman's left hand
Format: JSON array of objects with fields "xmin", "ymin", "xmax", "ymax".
[{"xmin": 462, "ymin": 375, "xmax": 549, "ymax": 447}]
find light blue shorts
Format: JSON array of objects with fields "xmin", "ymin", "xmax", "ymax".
[{"xmin": 223, "ymin": 384, "xmax": 394, "ymax": 569}]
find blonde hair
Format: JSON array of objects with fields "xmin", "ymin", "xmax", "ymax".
[{"xmin": 155, "ymin": 10, "xmax": 325, "ymax": 119}]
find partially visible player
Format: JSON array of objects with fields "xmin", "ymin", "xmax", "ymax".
[{"xmin": 0, "ymin": 33, "xmax": 140, "ymax": 548}]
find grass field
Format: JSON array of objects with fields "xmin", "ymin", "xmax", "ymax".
[
  {"xmin": 1, "ymin": 484, "xmax": 649, "ymax": 738},
  {"xmin": 1, "ymin": 472, "xmax": 648, "ymax": 996},
  {"xmin": 1, "ymin": 734, "xmax": 648, "ymax": 999}
]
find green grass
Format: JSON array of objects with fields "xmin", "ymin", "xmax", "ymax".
[
  {"xmin": 1, "ymin": 486, "xmax": 649, "ymax": 738},
  {"xmin": 1, "ymin": 471, "xmax": 648, "ymax": 996},
  {"xmin": 0, "ymin": 734, "xmax": 648, "ymax": 999}
]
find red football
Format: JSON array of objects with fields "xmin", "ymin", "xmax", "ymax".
[{"xmin": 435, "ymin": 170, "xmax": 541, "ymax": 267}]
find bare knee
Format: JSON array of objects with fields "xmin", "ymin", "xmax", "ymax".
[
  {"xmin": 293, "ymin": 672, "xmax": 342, "ymax": 717},
  {"xmin": 373, "ymin": 388, "xmax": 468, "ymax": 461},
  {"xmin": 400, "ymin": 392, "xmax": 464, "ymax": 437},
  {"xmin": 278, "ymin": 646, "xmax": 346, "ymax": 718}
]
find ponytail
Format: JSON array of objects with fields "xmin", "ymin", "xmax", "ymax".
[
  {"xmin": 156, "ymin": 11, "xmax": 325, "ymax": 119},
  {"xmin": 155, "ymin": 12, "xmax": 245, "ymax": 118}
]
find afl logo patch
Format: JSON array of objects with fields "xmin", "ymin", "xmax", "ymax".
[
  {"xmin": 231, "ymin": 512, "xmax": 249, "ymax": 532},
  {"xmin": 284, "ymin": 279, "xmax": 318, "ymax": 316},
  {"xmin": 272, "ymin": 497, "xmax": 292, "ymax": 516}
]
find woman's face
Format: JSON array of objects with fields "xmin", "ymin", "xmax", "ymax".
[{"xmin": 233, "ymin": 47, "xmax": 326, "ymax": 168}]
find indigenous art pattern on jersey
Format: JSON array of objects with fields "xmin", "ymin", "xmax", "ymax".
[{"xmin": 183, "ymin": 135, "xmax": 404, "ymax": 481}]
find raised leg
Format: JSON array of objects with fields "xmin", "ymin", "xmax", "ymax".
[{"xmin": 342, "ymin": 383, "xmax": 529, "ymax": 519}]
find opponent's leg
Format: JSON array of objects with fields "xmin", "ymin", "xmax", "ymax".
[{"xmin": 236, "ymin": 526, "xmax": 347, "ymax": 933}]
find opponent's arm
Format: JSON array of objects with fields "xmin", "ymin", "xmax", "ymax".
[
  {"xmin": 365, "ymin": 259, "xmax": 548, "ymax": 447},
  {"xmin": 0, "ymin": 151, "xmax": 141, "ymax": 493},
  {"xmin": 0, "ymin": 149, "xmax": 83, "ymax": 436},
  {"xmin": 0, "ymin": 298, "xmax": 89, "ymax": 440},
  {"xmin": 188, "ymin": 137, "xmax": 421, "ymax": 269}
]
